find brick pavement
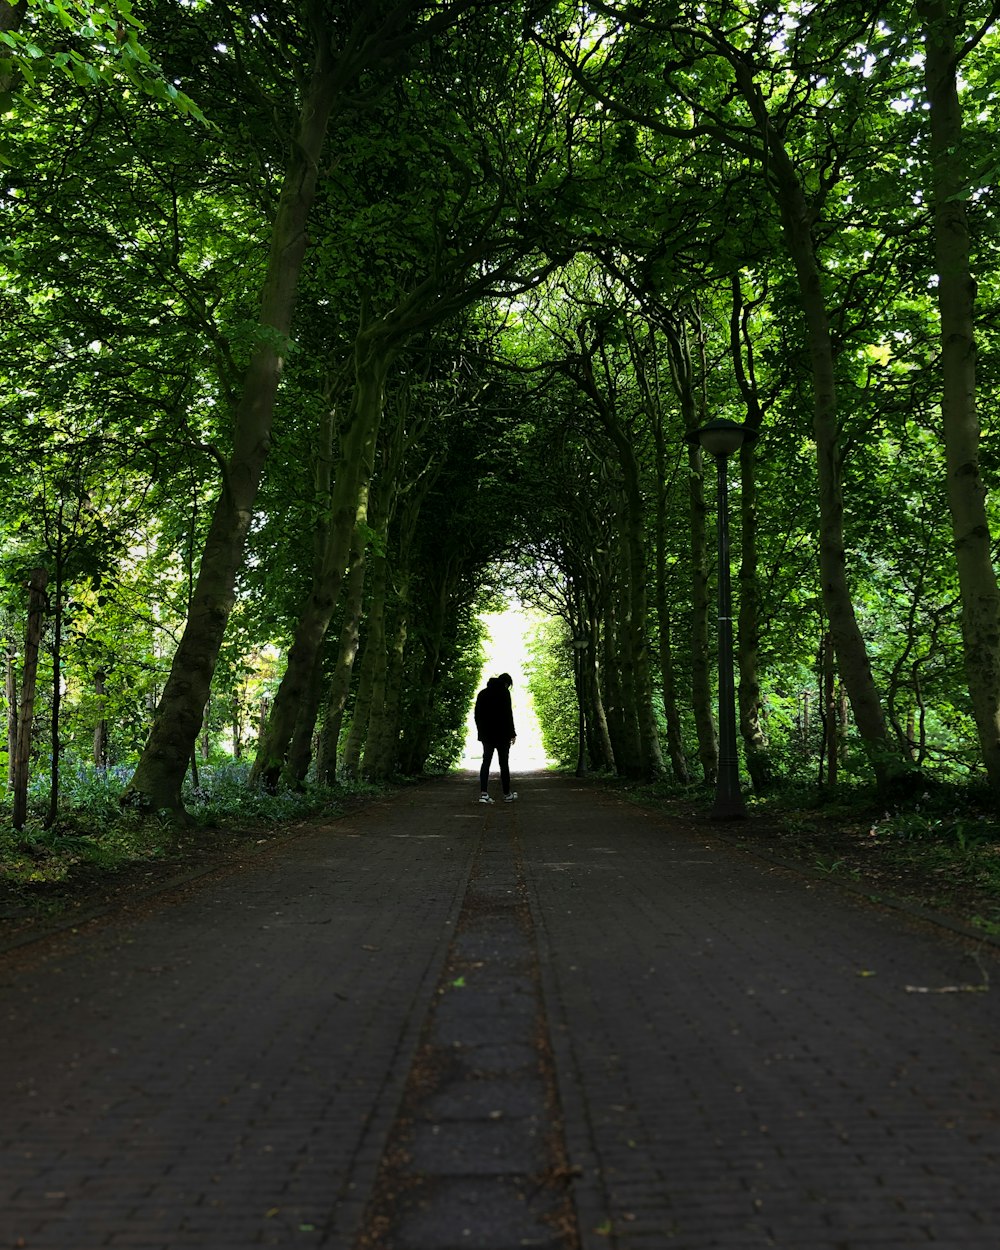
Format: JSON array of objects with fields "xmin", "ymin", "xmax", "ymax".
[
  {"xmin": 521, "ymin": 776, "xmax": 1000, "ymax": 1249},
  {"xmin": 3, "ymin": 772, "xmax": 1000, "ymax": 1249},
  {"xmin": 1, "ymin": 787, "xmax": 479, "ymax": 1249}
]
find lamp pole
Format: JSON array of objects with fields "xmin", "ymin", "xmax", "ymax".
[{"xmin": 686, "ymin": 418, "xmax": 758, "ymax": 819}]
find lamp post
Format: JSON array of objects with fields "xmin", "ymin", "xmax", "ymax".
[{"xmin": 686, "ymin": 417, "xmax": 758, "ymax": 819}]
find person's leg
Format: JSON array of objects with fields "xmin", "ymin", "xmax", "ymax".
[
  {"xmin": 480, "ymin": 743, "xmax": 496, "ymax": 793},
  {"xmin": 496, "ymin": 741, "xmax": 511, "ymax": 796}
]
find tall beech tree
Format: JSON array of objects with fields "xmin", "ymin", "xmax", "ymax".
[
  {"xmin": 125, "ymin": 0, "xmax": 488, "ymax": 816},
  {"xmin": 918, "ymin": 0, "xmax": 1000, "ymax": 794}
]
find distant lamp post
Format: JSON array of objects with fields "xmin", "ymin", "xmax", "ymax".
[{"xmin": 686, "ymin": 418, "xmax": 758, "ymax": 819}]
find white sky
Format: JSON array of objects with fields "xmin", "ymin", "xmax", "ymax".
[{"xmin": 459, "ymin": 604, "xmax": 554, "ymax": 771}]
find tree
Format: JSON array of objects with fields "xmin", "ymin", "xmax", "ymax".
[
  {"xmin": 125, "ymin": 1, "xmax": 491, "ymax": 816},
  {"xmin": 917, "ymin": 0, "xmax": 1000, "ymax": 795}
]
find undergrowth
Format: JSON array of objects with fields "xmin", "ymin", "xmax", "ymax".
[{"xmin": 0, "ymin": 760, "xmax": 383, "ymax": 893}]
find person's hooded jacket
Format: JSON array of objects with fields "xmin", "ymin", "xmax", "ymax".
[{"xmin": 474, "ymin": 677, "xmax": 516, "ymax": 745}]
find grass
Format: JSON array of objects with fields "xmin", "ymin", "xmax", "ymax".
[{"xmin": 0, "ymin": 759, "xmax": 385, "ymax": 897}]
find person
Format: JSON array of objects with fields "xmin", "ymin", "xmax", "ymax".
[{"xmin": 474, "ymin": 672, "xmax": 517, "ymax": 804}]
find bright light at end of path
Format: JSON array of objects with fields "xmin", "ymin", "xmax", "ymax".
[{"xmin": 460, "ymin": 605, "xmax": 555, "ymax": 772}]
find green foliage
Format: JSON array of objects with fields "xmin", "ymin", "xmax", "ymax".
[
  {"xmin": 0, "ymin": 756, "xmax": 364, "ymax": 888},
  {"xmin": 4, "ymin": 0, "xmax": 1000, "ymax": 850},
  {"xmin": 525, "ymin": 616, "xmax": 578, "ymax": 767}
]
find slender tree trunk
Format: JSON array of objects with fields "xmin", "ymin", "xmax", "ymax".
[
  {"xmin": 45, "ymin": 532, "xmax": 65, "ymax": 829},
  {"xmin": 397, "ymin": 571, "xmax": 452, "ymax": 774},
  {"xmin": 201, "ymin": 698, "xmax": 211, "ymax": 762},
  {"xmin": 919, "ymin": 0, "xmax": 1000, "ymax": 793},
  {"xmin": 252, "ymin": 339, "xmax": 388, "ymax": 789},
  {"xmin": 736, "ymin": 441, "xmax": 773, "ymax": 791},
  {"xmin": 586, "ymin": 610, "xmax": 616, "ymax": 771},
  {"xmin": 611, "ymin": 502, "xmax": 644, "ymax": 778},
  {"xmin": 652, "ymin": 427, "xmax": 690, "ymax": 784},
  {"xmin": 601, "ymin": 596, "xmax": 629, "ymax": 772},
  {"xmin": 284, "ymin": 388, "xmax": 340, "ymax": 786},
  {"xmin": 687, "ymin": 442, "xmax": 717, "ymax": 784},
  {"xmin": 315, "ymin": 528, "xmax": 367, "ymax": 785},
  {"xmin": 730, "ymin": 62, "xmax": 898, "ymax": 790},
  {"xmin": 838, "ymin": 684, "xmax": 850, "ymax": 767},
  {"xmin": 284, "ymin": 650, "xmax": 326, "ymax": 787},
  {"xmin": 360, "ymin": 548, "xmax": 390, "ymax": 779},
  {"xmin": 6, "ymin": 643, "xmax": 18, "ymax": 786},
  {"xmin": 123, "ymin": 42, "xmax": 339, "ymax": 817},
  {"xmin": 366, "ymin": 595, "xmax": 408, "ymax": 781},
  {"xmin": 342, "ymin": 625, "xmax": 378, "ymax": 778},
  {"xmin": 623, "ymin": 517, "xmax": 664, "ymax": 780},
  {"xmin": 906, "ymin": 706, "xmax": 918, "ymax": 764},
  {"xmin": 658, "ymin": 313, "xmax": 715, "ymax": 783},
  {"xmin": 13, "ymin": 568, "xmax": 47, "ymax": 830},
  {"xmin": 575, "ymin": 347, "xmax": 663, "ymax": 779},
  {"xmin": 822, "ymin": 631, "xmax": 838, "ymax": 790},
  {"xmin": 93, "ymin": 669, "xmax": 109, "ymax": 769},
  {"xmin": 801, "ymin": 691, "xmax": 811, "ymax": 757}
]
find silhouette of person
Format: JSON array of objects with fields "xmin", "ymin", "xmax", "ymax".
[{"xmin": 474, "ymin": 672, "xmax": 517, "ymax": 803}]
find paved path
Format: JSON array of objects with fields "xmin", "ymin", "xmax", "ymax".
[{"xmin": 2, "ymin": 773, "xmax": 1000, "ymax": 1249}]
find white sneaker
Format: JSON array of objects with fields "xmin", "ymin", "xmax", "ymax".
[
  {"xmin": 504, "ymin": 792, "xmax": 518, "ymax": 802},
  {"xmin": 479, "ymin": 793, "xmax": 494, "ymax": 804}
]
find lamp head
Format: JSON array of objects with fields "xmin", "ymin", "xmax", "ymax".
[{"xmin": 685, "ymin": 418, "xmax": 759, "ymax": 459}]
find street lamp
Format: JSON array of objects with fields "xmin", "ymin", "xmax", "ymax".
[{"xmin": 686, "ymin": 417, "xmax": 758, "ymax": 819}]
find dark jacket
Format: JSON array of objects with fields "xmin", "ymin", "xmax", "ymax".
[{"xmin": 474, "ymin": 679, "xmax": 516, "ymax": 744}]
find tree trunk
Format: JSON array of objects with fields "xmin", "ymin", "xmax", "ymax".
[
  {"xmin": 93, "ymin": 669, "xmax": 109, "ymax": 769},
  {"xmin": 737, "ymin": 441, "xmax": 773, "ymax": 791},
  {"xmin": 251, "ymin": 338, "xmax": 388, "ymax": 789},
  {"xmin": 838, "ymin": 684, "xmax": 850, "ymax": 767},
  {"xmin": 652, "ymin": 423, "xmax": 690, "ymax": 784},
  {"xmin": 723, "ymin": 53, "xmax": 899, "ymax": 791},
  {"xmin": 574, "ymin": 346, "xmax": 663, "ymax": 779},
  {"xmin": 366, "ymin": 595, "xmax": 408, "ymax": 781},
  {"xmin": 658, "ymin": 312, "xmax": 715, "ymax": 784},
  {"xmin": 6, "ymin": 642, "xmax": 17, "ymax": 787},
  {"xmin": 123, "ymin": 39, "xmax": 339, "ymax": 818},
  {"xmin": 727, "ymin": 279, "xmax": 773, "ymax": 793},
  {"xmin": 396, "ymin": 567, "xmax": 453, "ymax": 775},
  {"xmin": 45, "ymin": 525, "xmax": 65, "ymax": 829},
  {"xmin": 610, "ymin": 503, "xmax": 644, "ymax": 778},
  {"xmin": 283, "ymin": 395, "xmax": 340, "ymax": 787},
  {"xmin": 13, "ymin": 568, "xmax": 47, "ymax": 831},
  {"xmin": 283, "ymin": 650, "xmax": 326, "ymax": 787},
  {"xmin": 315, "ymin": 528, "xmax": 367, "ymax": 785},
  {"xmin": 360, "ymin": 551, "xmax": 391, "ymax": 779},
  {"xmin": 342, "ymin": 626, "xmax": 377, "ymax": 778},
  {"xmin": 586, "ymin": 610, "xmax": 616, "ymax": 771},
  {"xmin": 920, "ymin": 0, "xmax": 1000, "ymax": 794},
  {"xmin": 600, "ymin": 596, "xmax": 628, "ymax": 772},
  {"xmin": 688, "ymin": 442, "xmax": 717, "ymax": 784},
  {"xmin": 821, "ymin": 631, "xmax": 838, "ymax": 790}
]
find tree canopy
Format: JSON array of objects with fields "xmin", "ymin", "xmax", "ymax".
[{"xmin": 3, "ymin": 0, "xmax": 1000, "ymax": 829}]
